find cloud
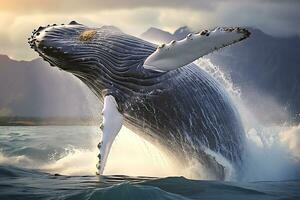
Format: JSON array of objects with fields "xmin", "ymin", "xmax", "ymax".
[
  {"xmin": 1, "ymin": 0, "xmax": 299, "ymax": 15},
  {"xmin": 0, "ymin": 8, "xmax": 163, "ymax": 60},
  {"xmin": 0, "ymin": 0, "xmax": 217, "ymax": 13},
  {"xmin": 215, "ymin": 1, "xmax": 300, "ymax": 37},
  {"xmin": 0, "ymin": 1, "xmax": 299, "ymax": 60}
]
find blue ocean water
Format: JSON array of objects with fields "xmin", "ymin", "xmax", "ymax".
[
  {"xmin": 0, "ymin": 126, "xmax": 299, "ymax": 200},
  {"xmin": 1, "ymin": 165, "xmax": 300, "ymax": 200}
]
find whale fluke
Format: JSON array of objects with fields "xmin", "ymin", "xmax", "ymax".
[{"xmin": 144, "ymin": 27, "xmax": 250, "ymax": 72}]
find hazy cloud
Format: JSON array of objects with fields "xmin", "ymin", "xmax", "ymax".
[
  {"xmin": 0, "ymin": 0, "xmax": 217, "ymax": 13},
  {"xmin": 0, "ymin": 0, "xmax": 299, "ymax": 60},
  {"xmin": 1, "ymin": 0, "xmax": 299, "ymax": 13}
]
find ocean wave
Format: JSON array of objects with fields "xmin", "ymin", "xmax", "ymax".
[
  {"xmin": 0, "ymin": 165, "xmax": 299, "ymax": 200},
  {"xmin": 63, "ymin": 183, "xmax": 189, "ymax": 200},
  {"xmin": 0, "ymin": 165, "xmax": 45, "ymax": 178},
  {"xmin": 1, "ymin": 123, "xmax": 300, "ymax": 181}
]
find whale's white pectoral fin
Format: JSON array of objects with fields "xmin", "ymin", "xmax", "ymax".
[
  {"xmin": 97, "ymin": 95, "xmax": 123, "ymax": 175},
  {"xmin": 144, "ymin": 27, "xmax": 250, "ymax": 72}
]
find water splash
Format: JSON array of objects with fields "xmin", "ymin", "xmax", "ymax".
[
  {"xmin": 196, "ymin": 58, "xmax": 300, "ymax": 181},
  {"xmin": 1, "ymin": 58, "xmax": 299, "ymax": 181}
]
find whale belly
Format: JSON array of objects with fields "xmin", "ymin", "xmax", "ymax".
[{"xmin": 122, "ymin": 63, "xmax": 245, "ymax": 177}]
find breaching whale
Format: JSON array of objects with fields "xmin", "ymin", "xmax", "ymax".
[{"xmin": 28, "ymin": 21, "xmax": 250, "ymax": 180}]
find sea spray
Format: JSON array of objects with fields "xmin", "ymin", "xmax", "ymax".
[{"xmin": 196, "ymin": 58, "xmax": 300, "ymax": 181}]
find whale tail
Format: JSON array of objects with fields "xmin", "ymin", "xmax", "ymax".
[{"xmin": 144, "ymin": 27, "xmax": 250, "ymax": 72}]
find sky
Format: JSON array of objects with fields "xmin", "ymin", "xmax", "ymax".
[{"xmin": 0, "ymin": 0, "xmax": 299, "ymax": 60}]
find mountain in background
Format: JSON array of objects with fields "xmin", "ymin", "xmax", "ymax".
[
  {"xmin": 141, "ymin": 26, "xmax": 192, "ymax": 43},
  {"xmin": 141, "ymin": 27, "xmax": 300, "ymax": 124},
  {"xmin": 207, "ymin": 28, "xmax": 300, "ymax": 124},
  {"xmin": 0, "ymin": 26, "xmax": 299, "ymax": 125},
  {"xmin": 0, "ymin": 55, "xmax": 99, "ymax": 120},
  {"xmin": 141, "ymin": 27, "xmax": 176, "ymax": 43},
  {"xmin": 173, "ymin": 26, "xmax": 192, "ymax": 40},
  {"xmin": 141, "ymin": 26, "xmax": 191, "ymax": 43}
]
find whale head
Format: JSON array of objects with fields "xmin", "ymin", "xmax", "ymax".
[
  {"xmin": 28, "ymin": 21, "xmax": 159, "ymax": 95},
  {"xmin": 29, "ymin": 21, "xmax": 104, "ymax": 71}
]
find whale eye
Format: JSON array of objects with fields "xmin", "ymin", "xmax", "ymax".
[{"xmin": 79, "ymin": 29, "xmax": 97, "ymax": 41}]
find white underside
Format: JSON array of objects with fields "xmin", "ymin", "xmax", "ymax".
[
  {"xmin": 144, "ymin": 27, "xmax": 248, "ymax": 72},
  {"xmin": 98, "ymin": 95, "xmax": 123, "ymax": 174}
]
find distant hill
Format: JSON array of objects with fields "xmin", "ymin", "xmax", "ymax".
[
  {"xmin": 0, "ymin": 55, "xmax": 99, "ymax": 119},
  {"xmin": 173, "ymin": 26, "xmax": 191, "ymax": 40},
  {"xmin": 141, "ymin": 26, "xmax": 191, "ymax": 43},
  {"xmin": 1, "ymin": 26, "xmax": 299, "ymax": 124},
  {"xmin": 140, "ymin": 27, "xmax": 300, "ymax": 124},
  {"xmin": 207, "ymin": 28, "xmax": 300, "ymax": 124},
  {"xmin": 141, "ymin": 27, "xmax": 176, "ymax": 44}
]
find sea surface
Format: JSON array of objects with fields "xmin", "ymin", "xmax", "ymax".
[{"xmin": 0, "ymin": 126, "xmax": 299, "ymax": 200}]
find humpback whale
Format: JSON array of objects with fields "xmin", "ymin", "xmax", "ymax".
[{"xmin": 28, "ymin": 21, "xmax": 250, "ymax": 180}]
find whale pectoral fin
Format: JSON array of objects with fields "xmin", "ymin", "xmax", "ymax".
[
  {"xmin": 97, "ymin": 95, "xmax": 123, "ymax": 175},
  {"xmin": 143, "ymin": 27, "xmax": 250, "ymax": 72}
]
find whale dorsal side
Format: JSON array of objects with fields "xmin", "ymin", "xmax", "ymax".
[{"xmin": 143, "ymin": 27, "xmax": 250, "ymax": 72}]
